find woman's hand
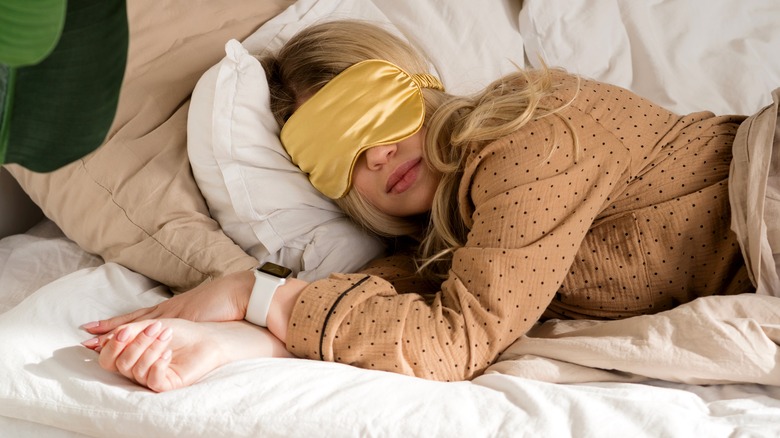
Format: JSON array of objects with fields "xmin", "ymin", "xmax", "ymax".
[
  {"xmin": 82, "ymin": 270, "xmax": 257, "ymax": 337},
  {"xmin": 88, "ymin": 318, "xmax": 293, "ymax": 392}
]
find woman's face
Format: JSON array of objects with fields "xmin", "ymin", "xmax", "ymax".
[{"xmin": 351, "ymin": 128, "xmax": 440, "ymax": 218}]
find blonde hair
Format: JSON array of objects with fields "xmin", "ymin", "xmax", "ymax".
[{"xmin": 261, "ymin": 20, "xmax": 566, "ymax": 280}]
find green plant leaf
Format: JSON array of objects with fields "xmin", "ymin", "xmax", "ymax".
[
  {"xmin": 0, "ymin": 0, "xmax": 66, "ymax": 67},
  {"xmin": 0, "ymin": 64, "xmax": 14, "ymax": 165},
  {"xmin": 0, "ymin": 0, "xmax": 128, "ymax": 172}
]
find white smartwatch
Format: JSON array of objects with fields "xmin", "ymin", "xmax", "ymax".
[{"xmin": 245, "ymin": 262, "xmax": 292, "ymax": 327}]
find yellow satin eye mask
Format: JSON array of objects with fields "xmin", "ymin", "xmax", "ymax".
[{"xmin": 280, "ymin": 59, "xmax": 444, "ymax": 199}]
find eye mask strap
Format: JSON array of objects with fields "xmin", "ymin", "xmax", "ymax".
[{"xmin": 412, "ymin": 73, "xmax": 444, "ymax": 91}]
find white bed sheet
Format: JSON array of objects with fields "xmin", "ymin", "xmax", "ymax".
[
  {"xmin": 3, "ymin": 0, "xmax": 780, "ymax": 436},
  {"xmin": 1, "ymin": 225, "xmax": 779, "ymax": 437}
]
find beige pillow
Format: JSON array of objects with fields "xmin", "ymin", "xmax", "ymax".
[{"xmin": 5, "ymin": 0, "xmax": 295, "ymax": 291}]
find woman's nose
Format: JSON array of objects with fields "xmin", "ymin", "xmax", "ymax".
[{"xmin": 364, "ymin": 144, "xmax": 396, "ymax": 170}]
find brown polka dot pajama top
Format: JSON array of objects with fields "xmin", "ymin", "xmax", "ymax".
[{"xmin": 286, "ymin": 70, "xmax": 755, "ymax": 381}]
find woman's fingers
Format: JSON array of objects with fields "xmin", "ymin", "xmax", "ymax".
[
  {"xmin": 114, "ymin": 322, "xmax": 167, "ymax": 379},
  {"xmin": 81, "ymin": 270, "xmax": 260, "ymax": 340},
  {"xmin": 131, "ymin": 327, "xmax": 174, "ymax": 385},
  {"xmin": 91, "ymin": 319, "xmax": 183, "ymax": 391},
  {"xmin": 91, "ymin": 318, "xmax": 282, "ymax": 392},
  {"xmin": 97, "ymin": 321, "xmax": 162, "ymax": 374},
  {"xmin": 146, "ymin": 351, "xmax": 178, "ymax": 393},
  {"xmin": 82, "ymin": 306, "xmax": 159, "ymax": 335},
  {"xmin": 97, "ymin": 331, "xmax": 130, "ymax": 372}
]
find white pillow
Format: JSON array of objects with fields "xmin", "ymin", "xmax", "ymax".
[
  {"xmin": 187, "ymin": 0, "xmax": 525, "ymax": 281},
  {"xmin": 519, "ymin": 0, "xmax": 780, "ymax": 115}
]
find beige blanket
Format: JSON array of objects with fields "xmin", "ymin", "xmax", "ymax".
[
  {"xmin": 489, "ymin": 293, "xmax": 780, "ymax": 385},
  {"xmin": 729, "ymin": 88, "xmax": 780, "ymax": 296}
]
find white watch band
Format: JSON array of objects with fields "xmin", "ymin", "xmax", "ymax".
[{"xmin": 245, "ymin": 268, "xmax": 287, "ymax": 327}]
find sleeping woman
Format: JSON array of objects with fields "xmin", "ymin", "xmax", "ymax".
[{"xmin": 80, "ymin": 20, "xmax": 764, "ymax": 392}]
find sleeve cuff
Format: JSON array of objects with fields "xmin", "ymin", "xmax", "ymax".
[{"xmin": 285, "ymin": 273, "xmax": 370, "ymax": 360}]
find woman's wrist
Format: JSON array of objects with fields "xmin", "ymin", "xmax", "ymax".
[
  {"xmin": 207, "ymin": 321, "xmax": 294, "ymax": 361},
  {"xmin": 266, "ymin": 278, "xmax": 308, "ymax": 343},
  {"xmin": 232, "ymin": 270, "xmax": 257, "ymax": 318}
]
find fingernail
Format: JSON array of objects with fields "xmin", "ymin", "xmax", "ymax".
[
  {"xmin": 144, "ymin": 321, "xmax": 162, "ymax": 337},
  {"xmin": 116, "ymin": 328, "xmax": 129, "ymax": 342},
  {"xmin": 158, "ymin": 327, "xmax": 173, "ymax": 342},
  {"xmin": 80, "ymin": 321, "xmax": 100, "ymax": 330},
  {"xmin": 81, "ymin": 337, "xmax": 99, "ymax": 347},
  {"xmin": 161, "ymin": 349, "xmax": 172, "ymax": 360}
]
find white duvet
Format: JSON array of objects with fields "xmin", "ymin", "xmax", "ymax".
[
  {"xmin": 2, "ymin": 226, "xmax": 780, "ymax": 437},
  {"xmin": 3, "ymin": 0, "xmax": 780, "ymax": 436}
]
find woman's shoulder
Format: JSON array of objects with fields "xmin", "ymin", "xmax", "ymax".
[
  {"xmin": 503, "ymin": 67, "xmax": 580, "ymax": 89},
  {"xmin": 501, "ymin": 68, "xmax": 583, "ymax": 110},
  {"xmin": 544, "ymin": 69, "xmax": 665, "ymax": 110},
  {"xmin": 517, "ymin": 68, "xmax": 640, "ymax": 102}
]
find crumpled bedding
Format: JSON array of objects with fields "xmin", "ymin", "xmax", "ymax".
[
  {"xmin": 729, "ymin": 88, "xmax": 780, "ymax": 296},
  {"xmin": 488, "ymin": 293, "xmax": 780, "ymax": 385},
  {"xmin": 1, "ymin": 229, "xmax": 779, "ymax": 437}
]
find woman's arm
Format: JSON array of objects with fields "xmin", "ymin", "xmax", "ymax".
[
  {"xmin": 83, "ymin": 271, "xmax": 305, "ymax": 392},
  {"xmin": 82, "ymin": 269, "xmax": 309, "ymax": 346},
  {"xmin": 92, "ymin": 318, "xmax": 293, "ymax": 392},
  {"xmin": 82, "ymin": 270, "xmax": 258, "ymax": 334}
]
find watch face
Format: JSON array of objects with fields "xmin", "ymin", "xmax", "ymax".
[{"xmin": 258, "ymin": 262, "xmax": 292, "ymax": 279}]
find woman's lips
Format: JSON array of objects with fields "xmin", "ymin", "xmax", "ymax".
[{"xmin": 386, "ymin": 158, "xmax": 422, "ymax": 194}]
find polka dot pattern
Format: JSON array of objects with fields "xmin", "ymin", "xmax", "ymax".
[{"xmin": 286, "ymin": 71, "xmax": 753, "ymax": 382}]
